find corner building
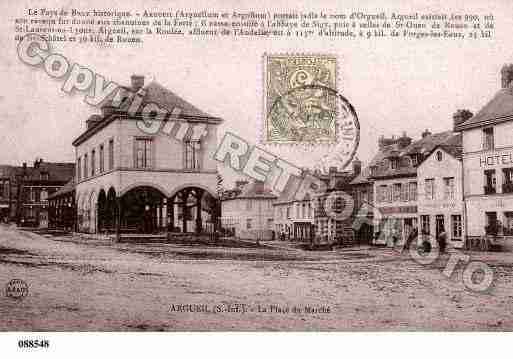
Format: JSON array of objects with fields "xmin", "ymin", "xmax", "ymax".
[{"xmin": 73, "ymin": 75, "xmax": 222, "ymax": 235}]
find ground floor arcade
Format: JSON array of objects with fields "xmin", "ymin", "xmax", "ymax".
[{"xmin": 77, "ymin": 185, "xmax": 219, "ymax": 235}]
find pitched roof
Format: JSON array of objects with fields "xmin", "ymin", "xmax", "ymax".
[
  {"xmin": 17, "ymin": 162, "xmax": 75, "ymax": 182},
  {"xmin": 47, "ymin": 178, "xmax": 75, "ymax": 200},
  {"xmin": 455, "ymin": 88, "xmax": 513, "ymax": 130},
  {"xmin": 369, "ymin": 131, "xmax": 459, "ymax": 179},
  {"xmin": 73, "ymin": 80, "xmax": 222, "ymax": 146},
  {"xmin": 223, "ymin": 181, "xmax": 276, "ymax": 201}
]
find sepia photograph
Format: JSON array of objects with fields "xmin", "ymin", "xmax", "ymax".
[{"xmin": 1, "ymin": 0, "xmax": 512, "ymax": 357}]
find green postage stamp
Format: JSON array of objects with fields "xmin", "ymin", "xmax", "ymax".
[{"xmin": 264, "ymin": 54, "xmax": 338, "ymax": 145}]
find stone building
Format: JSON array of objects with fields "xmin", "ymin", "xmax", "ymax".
[
  {"xmin": 221, "ymin": 180, "xmax": 276, "ymax": 240},
  {"xmin": 455, "ymin": 64, "xmax": 513, "ymax": 250},
  {"xmin": 73, "ymin": 75, "xmax": 222, "ymax": 235}
]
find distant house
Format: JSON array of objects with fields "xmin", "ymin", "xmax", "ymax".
[
  {"xmin": 47, "ymin": 178, "xmax": 76, "ymax": 231},
  {"xmin": 221, "ymin": 181, "xmax": 276, "ymax": 240},
  {"xmin": 273, "ymin": 172, "xmax": 315, "ymax": 242},
  {"xmin": 313, "ymin": 163, "xmax": 360, "ymax": 245},
  {"xmin": 0, "ymin": 165, "xmax": 18, "ymax": 222},
  {"xmin": 349, "ymin": 159, "xmax": 374, "ymax": 246},
  {"xmin": 15, "ymin": 159, "xmax": 75, "ymax": 228}
]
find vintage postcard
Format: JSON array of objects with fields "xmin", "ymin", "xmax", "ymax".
[{"xmin": 1, "ymin": 0, "xmax": 512, "ymax": 357}]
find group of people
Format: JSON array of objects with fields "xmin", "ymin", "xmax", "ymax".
[{"xmin": 403, "ymin": 226, "xmax": 448, "ymax": 254}]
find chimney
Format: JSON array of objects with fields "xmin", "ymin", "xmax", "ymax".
[
  {"xmin": 235, "ymin": 180, "xmax": 248, "ymax": 190},
  {"xmin": 501, "ymin": 64, "xmax": 513, "ymax": 88},
  {"xmin": 131, "ymin": 75, "xmax": 145, "ymax": 92},
  {"xmin": 421, "ymin": 129, "xmax": 432, "ymax": 138},
  {"xmin": 352, "ymin": 158, "xmax": 362, "ymax": 176},
  {"xmin": 254, "ymin": 180, "xmax": 265, "ymax": 194},
  {"xmin": 453, "ymin": 109, "xmax": 473, "ymax": 131},
  {"xmin": 86, "ymin": 114, "xmax": 103, "ymax": 129},
  {"xmin": 397, "ymin": 132, "xmax": 412, "ymax": 148}
]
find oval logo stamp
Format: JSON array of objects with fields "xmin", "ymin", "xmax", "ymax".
[
  {"xmin": 263, "ymin": 54, "xmax": 359, "ymax": 173},
  {"xmin": 5, "ymin": 279, "xmax": 29, "ymax": 300}
]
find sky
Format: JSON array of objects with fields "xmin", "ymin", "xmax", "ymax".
[{"xmin": 1, "ymin": 0, "xmax": 513, "ymax": 187}]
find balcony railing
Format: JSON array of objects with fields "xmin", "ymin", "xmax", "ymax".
[{"xmin": 484, "ymin": 185, "xmax": 496, "ymax": 195}]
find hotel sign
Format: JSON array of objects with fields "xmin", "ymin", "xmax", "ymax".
[{"xmin": 479, "ymin": 152, "xmax": 513, "ymax": 167}]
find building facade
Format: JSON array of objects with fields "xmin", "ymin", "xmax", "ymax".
[
  {"xmin": 417, "ymin": 137, "xmax": 464, "ymax": 248},
  {"xmin": 350, "ymin": 162, "xmax": 374, "ymax": 245},
  {"xmin": 221, "ymin": 181, "xmax": 276, "ymax": 240},
  {"xmin": 370, "ymin": 131, "xmax": 460, "ymax": 246},
  {"xmin": 313, "ymin": 163, "xmax": 360, "ymax": 245},
  {"xmin": 456, "ymin": 65, "xmax": 513, "ymax": 250},
  {"xmin": 273, "ymin": 173, "xmax": 315, "ymax": 242},
  {"xmin": 15, "ymin": 159, "xmax": 74, "ymax": 228},
  {"xmin": 0, "ymin": 165, "xmax": 17, "ymax": 222},
  {"xmin": 73, "ymin": 75, "xmax": 222, "ymax": 235}
]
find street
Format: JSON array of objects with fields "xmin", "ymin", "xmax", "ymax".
[{"xmin": 0, "ymin": 224, "xmax": 512, "ymax": 331}]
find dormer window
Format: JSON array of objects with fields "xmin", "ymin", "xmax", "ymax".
[
  {"xmin": 411, "ymin": 155, "xmax": 418, "ymax": 166},
  {"xmin": 391, "ymin": 158, "xmax": 399, "ymax": 169}
]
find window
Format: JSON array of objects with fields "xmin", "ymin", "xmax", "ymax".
[
  {"xmin": 286, "ymin": 207, "xmax": 291, "ymax": 219},
  {"xmin": 503, "ymin": 168, "xmax": 513, "ymax": 193},
  {"xmin": 84, "ymin": 153, "xmax": 88, "ymax": 179},
  {"xmin": 411, "ymin": 155, "xmax": 418, "ymax": 166},
  {"xmin": 485, "ymin": 211, "xmax": 498, "ymax": 235},
  {"xmin": 393, "ymin": 183, "xmax": 401, "ymax": 201},
  {"xmin": 425, "ymin": 179, "xmax": 435, "ymax": 200},
  {"xmin": 378, "ymin": 185, "xmax": 387, "ymax": 203},
  {"xmin": 77, "ymin": 157, "xmax": 81, "ymax": 181},
  {"xmin": 246, "ymin": 219, "xmax": 252, "ymax": 230},
  {"xmin": 308, "ymin": 203, "xmax": 312, "ymax": 218},
  {"xmin": 108, "ymin": 139, "xmax": 114, "ymax": 170},
  {"xmin": 436, "ymin": 151, "xmax": 443, "ymax": 161},
  {"xmin": 135, "ymin": 138, "xmax": 152, "ymax": 168},
  {"xmin": 400, "ymin": 183, "xmax": 408, "ymax": 201},
  {"xmin": 482, "ymin": 127, "xmax": 494, "ymax": 151},
  {"xmin": 246, "ymin": 200, "xmax": 252, "ymax": 211},
  {"xmin": 99, "ymin": 144, "xmax": 104, "ymax": 173},
  {"xmin": 409, "ymin": 182, "xmax": 417, "ymax": 201},
  {"xmin": 184, "ymin": 140, "xmax": 201, "ymax": 170},
  {"xmin": 267, "ymin": 218, "xmax": 273, "ymax": 229},
  {"xmin": 443, "ymin": 177, "xmax": 455, "ymax": 199},
  {"xmin": 40, "ymin": 173, "xmax": 49, "ymax": 180},
  {"xmin": 29, "ymin": 188, "xmax": 35, "ymax": 202},
  {"xmin": 40, "ymin": 189, "xmax": 48, "ymax": 201},
  {"xmin": 391, "ymin": 158, "xmax": 398, "ymax": 169},
  {"xmin": 484, "ymin": 169, "xmax": 496, "ymax": 194},
  {"xmin": 91, "ymin": 149, "xmax": 96, "ymax": 176},
  {"xmin": 451, "ymin": 215, "xmax": 462, "ymax": 240}
]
